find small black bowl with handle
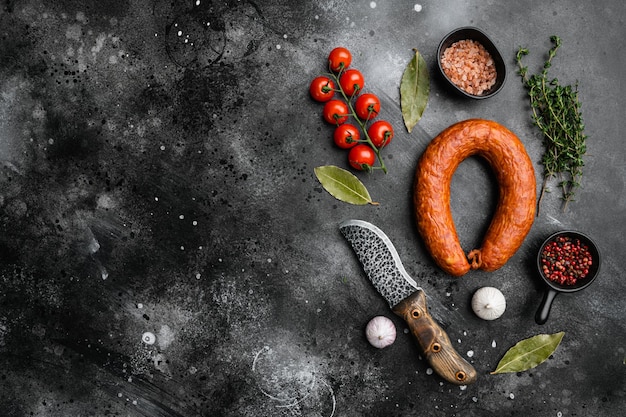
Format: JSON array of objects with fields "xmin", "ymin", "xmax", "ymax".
[
  {"xmin": 436, "ymin": 26, "xmax": 506, "ymax": 99},
  {"xmin": 535, "ymin": 230, "xmax": 601, "ymax": 325}
]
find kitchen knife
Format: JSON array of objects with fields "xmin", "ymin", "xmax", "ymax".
[{"xmin": 339, "ymin": 219, "xmax": 477, "ymax": 385}]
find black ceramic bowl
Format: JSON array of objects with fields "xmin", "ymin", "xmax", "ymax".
[
  {"xmin": 535, "ymin": 230, "xmax": 601, "ymax": 324},
  {"xmin": 436, "ymin": 27, "xmax": 506, "ymax": 99}
]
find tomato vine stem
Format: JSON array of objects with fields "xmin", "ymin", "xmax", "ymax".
[{"xmin": 325, "ymin": 68, "xmax": 388, "ymax": 174}]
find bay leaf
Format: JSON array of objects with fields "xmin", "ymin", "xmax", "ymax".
[
  {"xmin": 491, "ymin": 332, "xmax": 565, "ymax": 374},
  {"xmin": 314, "ymin": 165, "xmax": 378, "ymax": 206},
  {"xmin": 400, "ymin": 48, "xmax": 430, "ymax": 133}
]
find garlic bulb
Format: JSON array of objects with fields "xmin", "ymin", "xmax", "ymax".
[
  {"xmin": 365, "ymin": 316, "xmax": 396, "ymax": 348},
  {"xmin": 471, "ymin": 287, "xmax": 506, "ymax": 320}
]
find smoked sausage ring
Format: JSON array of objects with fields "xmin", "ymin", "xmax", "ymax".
[{"xmin": 414, "ymin": 119, "xmax": 536, "ymax": 277}]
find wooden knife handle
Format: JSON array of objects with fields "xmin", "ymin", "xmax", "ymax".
[{"xmin": 392, "ymin": 290, "xmax": 477, "ymax": 385}]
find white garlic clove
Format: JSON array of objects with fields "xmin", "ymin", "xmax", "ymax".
[
  {"xmin": 365, "ymin": 315, "xmax": 396, "ymax": 349},
  {"xmin": 471, "ymin": 286, "xmax": 506, "ymax": 320}
]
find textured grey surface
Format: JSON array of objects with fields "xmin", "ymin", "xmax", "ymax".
[{"xmin": 1, "ymin": 0, "xmax": 625, "ymax": 416}]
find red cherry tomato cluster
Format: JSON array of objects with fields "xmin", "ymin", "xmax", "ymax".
[{"xmin": 309, "ymin": 47, "xmax": 394, "ymax": 173}]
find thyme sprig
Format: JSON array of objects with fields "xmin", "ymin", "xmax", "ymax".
[{"xmin": 516, "ymin": 36, "xmax": 587, "ymax": 214}]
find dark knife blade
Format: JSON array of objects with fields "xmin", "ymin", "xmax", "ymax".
[{"xmin": 340, "ymin": 219, "xmax": 477, "ymax": 385}]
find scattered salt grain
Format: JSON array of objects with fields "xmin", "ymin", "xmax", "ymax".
[{"xmin": 142, "ymin": 332, "xmax": 156, "ymax": 345}]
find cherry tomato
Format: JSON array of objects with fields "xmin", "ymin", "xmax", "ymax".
[
  {"xmin": 328, "ymin": 47, "xmax": 352, "ymax": 72},
  {"xmin": 354, "ymin": 93, "xmax": 380, "ymax": 120},
  {"xmin": 348, "ymin": 144, "xmax": 376, "ymax": 171},
  {"xmin": 333, "ymin": 124, "xmax": 360, "ymax": 149},
  {"xmin": 309, "ymin": 76, "xmax": 335, "ymax": 102},
  {"xmin": 367, "ymin": 120, "xmax": 394, "ymax": 148},
  {"xmin": 322, "ymin": 99, "xmax": 349, "ymax": 125},
  {"xmin": 339, "ymin": 69, "xmax": 364, "ymax": 97}
]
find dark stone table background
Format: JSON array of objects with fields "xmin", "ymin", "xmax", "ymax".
[{"xmin": 1, "ymin": 1, "xmax": 624, "ymax": 416}]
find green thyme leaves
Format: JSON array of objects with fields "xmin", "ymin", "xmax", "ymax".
[{"xmin": 516, "ymin": 36, "xmax": 587, "ymax": 213}]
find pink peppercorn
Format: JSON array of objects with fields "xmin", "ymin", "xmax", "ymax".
[{"xmin": 541, "ymin": 236, "xmax": 593, "ymax": 286}]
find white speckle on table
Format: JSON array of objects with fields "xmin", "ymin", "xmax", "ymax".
[
  {"xmin": 87, "ymin": 237, "xmax": 100, "ymax": 254},
  {"xmin": 414, "ymin": 4, "xmax": 423, "ymax": 12},
  {"xmin": 141, "ymin": 332, "xmax": 156, "ymax": 345},
  {"xmin": 252, "ymin": 345, "xmax": 336, "ymax": 416},
  {"xmin": 467, "ymin": 350, "xmax": 474, "ymax": 358},
  {"xmin": 157, "ymin": 324, "xmax": 175, "ymax": 349},
  {"xmin": 370, "ymin": 1, "xmax": 376, "ymax": 8}
]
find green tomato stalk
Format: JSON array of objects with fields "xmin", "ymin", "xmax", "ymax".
[{"xmin": 327, "ymin": 67, "xmax": 388, "ymax": 174}]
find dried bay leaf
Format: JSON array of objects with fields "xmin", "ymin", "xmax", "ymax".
[
  {"xmin": 400, "ymin": 48, "xmax": 430, "ymax": 133},
  {"xmin": 314, "ymin": 165, "xmax": 378, "ymax": 206},
  {"xmin": 491, "ymin": 332, "xmax": 565, "ymax": 374}
]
